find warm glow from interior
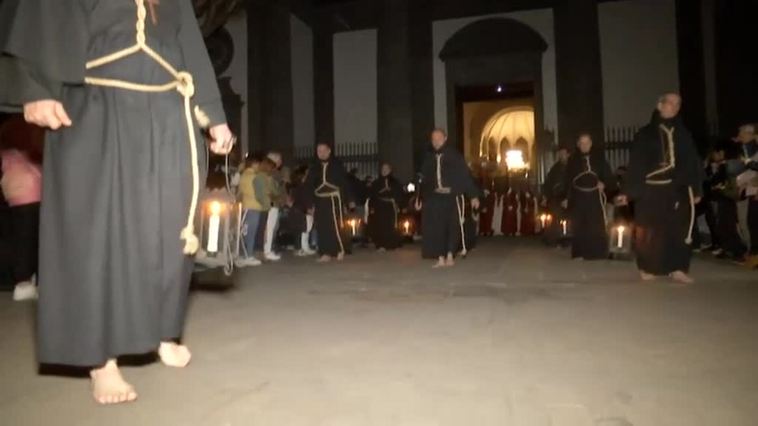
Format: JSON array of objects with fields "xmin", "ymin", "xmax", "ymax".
[
  {"xmin": 505, "ymin": 150, "xmax": 528, "ymax": 170},
  {"xmin": 480, "ymin": 107, "xmax": 535, "ymax": 159}
]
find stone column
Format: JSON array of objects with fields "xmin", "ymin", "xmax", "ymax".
[
  {"xmin": 313, "ymin": 15, "xmax": 335, "ymax": 147},
  {"xmin": 247, "ymin": 0, "xmax": 295, "ymax": 161},
  {"xmin": 553, "ymin": 0, "xmax": 605, "ymax": 148},
  {"xmin": 409, "ymin": 0, "xmax": 435, "ymax": 174},
  {"xmin": 377, "ymin": 0, "xmax": 415, "ymax": 181},
  {"xmin": 676, "ymin": 0, "xmax": 708, "ymax": 146}
]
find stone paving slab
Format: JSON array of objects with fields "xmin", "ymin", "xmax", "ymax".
[{"xmin": 1, "ymin": 238, "xmax": 756, "ymax": 425}]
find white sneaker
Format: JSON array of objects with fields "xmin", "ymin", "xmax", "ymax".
[
  {"xmin": 13, "ymin": 281, "xmax": 38, "ymax": 301},
  {"xmin": 264, "ymin": 252, "xmax": 281, "ymax": 261},
  {"xmin": 236, "ymin": 257, "xmax": 262, "ymax": 267}
]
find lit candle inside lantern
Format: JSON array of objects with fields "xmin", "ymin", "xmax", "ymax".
[
  {"xmin": 616, "ymin": 225, "xmax": 625, "ymax": 248},
  {"xmin": 561, "ymin": 220, "xmax": 567, "ymax": 236},
  {"xmin": 539, "ymin": 214, "xmax": 547, "ymax": 229},
  {"xmin": 403, "ymin": 220, "xmax": 411, "ymax": 235},
  {"xmin": 349, "ymin": 219, "xmax": 358, "ymax": 236},
  {"xmin": 207, "ymin": 201, "xmax": 222, "ymax": 253}
]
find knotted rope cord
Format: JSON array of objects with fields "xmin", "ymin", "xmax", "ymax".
[
  {"xmin": 434, "ymin": 154, "xmax": 451, "ymax": 194},
  {"xmin": 572, "ymin": 156, "xmax": 608, "ymax": 226},
  {"xmin": 378, "ymin": 179, "xmax": 399, "ymax": 228},
  {"xmin": 645, "ymin": 125, "xmax": 676, "ymax": 184},
  {"xmin": 314, "ymin": 162, "xmax": 345, "ymax": 255},
  {"xmin": 455, "ymin": 194, "xmax": 468, "ymax": 256},
  {"xmin": 644, "ymin": 126, "xmax": 695, "ymax": 244},
  {"xmin": 685, "ymin": 186, "xmax": 695, "ymax": 245},
  {"xmin": 84, "ymin": 0, "xmax": 202, "ymax": 254}
]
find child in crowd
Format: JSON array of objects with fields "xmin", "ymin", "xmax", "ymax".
[
  {"xmin": 1, "ymin": 147, "xmax": 41, "ymax": 300},
  {"xmin": 238, "ymin": 157, "xmax": 275, "ymax": 266}
]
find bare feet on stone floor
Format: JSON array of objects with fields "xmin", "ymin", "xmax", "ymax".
[
  {"xmin": 433, "ymin": 257, "xmax": 446, "ymax": 269},
  {"xmin": 638, "ymin": 270, "xmax": 656, "ymax": 281},
  {"xmin": 90, "ymin": 360, "xmax": 138, "ymax": 405},
  {"xmin": 317, "ymin": 255, "xmax": 332, "ymax": 263},
  {"xmin": 670, "ymin": 270, "xmax": 694, "ymax": 284},
  {"xmin": 445, "ymin": 253, "xmax": 456, "ymax": 267},
  {"xmin": 337, "ymin": 252, "xmax": 345, "ymax": 261},
  {"xmin": 159, "ymin": 341, "xmax": 192, "ymax": 368}
]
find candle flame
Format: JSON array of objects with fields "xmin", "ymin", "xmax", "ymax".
[{"xmin": 210, "ymin": 201, "xmax": 222, "ymax": 215}]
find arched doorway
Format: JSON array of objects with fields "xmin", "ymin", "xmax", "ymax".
[
  {"xmin": 440, "ymin": 17, "xmax": 547, "ymax": 176},
  {"xmin": 479, "ymin": 106, "xmax": 536, "ymax": 169}
]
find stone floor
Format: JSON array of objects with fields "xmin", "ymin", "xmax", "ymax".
[{"xmin": 1, "ymin": 238, "xmax": 757, "ymax": 426}]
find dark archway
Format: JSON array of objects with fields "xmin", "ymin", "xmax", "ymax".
[{"xmin": 440, "ymin": 18, "xmax": 547, "ymax": 174}]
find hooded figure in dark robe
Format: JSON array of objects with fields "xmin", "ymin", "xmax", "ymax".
[
  {"xmin": 367, "ymin": 163, "xmax": 404, "ymax": 250},
  {"xmin": 564, "ymin": 134, "xmax": 615, "ymax": 260},
  {"xmin": 0, "ymin": 0, "xmax": 234, "ymax": 404},
  {"xmin": 418, "ymin": 129, "xmax": 480, "ymax": 267},
  {"xmin": 303, "ymin": 142, "xmax": 355, "ymax": 261},
  {"xmin": 622, "ymin": 94, "xmax": 704, "ymax": 282},
  {"xmin": 542, "ymin": 148, "xmax": 570, "ymax": 245}
]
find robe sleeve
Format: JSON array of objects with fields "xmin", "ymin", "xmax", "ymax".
[
  {"xmin": 332, "ymin": 160, "xmax": 355, "ymax": 205},
  {"xmin": 391, "ymin": 179, "xmax": 405, "ymax": 204},
  {"xmin": 564, "ymin": 156, "xmax": 577, "ymax": 203},
  {"xmin": 0, "ymin": 56, "xmax": 55, "ymax": 112},
  {"xmin": 179, "ymin": 0, "xmax": 226, "ymax": 128},
  {"xmin": 419, "ymin": 154, "xmax": 434, "ymax": 199},
  {"xmin": 542, "ymin": 166, "xmax": 556, "ymax": 199},
  {"xmin": 0, "ymin": 0, "xmax": 89, "ymax": 108},
  {"xmin": 623, "ymin": 130, "xmax": 648, "ymax": 201},
  {"xmin": 301, "ymin": 164, "xmax": 316, "ymax": 209},
  {"xmin": 675, "ymin": 129, "xmax": 705, "ymax": 198},
  {"xmin": 450, "ymin": 150, "xmax": 479, "ymax": 198},
  {"xmin": 599, "ymin": 158, "xmax": 617, "ymax": 194}
]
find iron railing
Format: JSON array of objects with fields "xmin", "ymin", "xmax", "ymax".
[
  {"xmin": 293, "ymin": 126, "xmax": 641, "ymax": 180},
  {"xmin": 294, "ymin": 142, "xmax": 379, "ymax": 178}
]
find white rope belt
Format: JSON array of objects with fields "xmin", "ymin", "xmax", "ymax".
[
  {"xmin": 315, "ymin": 182, "xmax": 345, "ymax": 255},
  {"xmin": 455, "ymin": 195, "xmax": 467, "ymax": 256},
  {"xmin": 84, "ymin": 0, "xmax": 202, "ymax": 255}
]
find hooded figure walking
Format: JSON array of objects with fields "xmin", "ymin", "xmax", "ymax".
[
  {"xmin": 417, "ymin": 129, "xmax": 480, "ymax": 268},
  {"xmin": 0, "ymin": 0, "xmax": 234, "ymax": 404},
  {"xmin": 619, "ymin": 93, "xmax": 704, "ymax": 283}
]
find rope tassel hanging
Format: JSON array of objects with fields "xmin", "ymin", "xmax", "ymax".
[{"xmin": 84, "ymin": 0, "xmax": 203, "ymax": 255}]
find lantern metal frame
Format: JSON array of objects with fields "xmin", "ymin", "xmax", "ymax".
[
  {"xmin": 608, "ymin": 221, "xmax": 633, "ymax": 260},
  {"xmin": 194, "ymin": 190, "xmax": 242, "ymax": 276}
]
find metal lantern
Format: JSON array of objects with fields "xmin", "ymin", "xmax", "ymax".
[
  {"xmin": 608, "ymin": 222, "xmax": 633, "ymax": 258},
  {"xmin": 559, "ymin": 218, "xmax": 572, "ymax": 239},
  {"xmin": 400, "ymin": 218, "xmax": 414, "ymax": 237},
  {"xmin": 343, "ymin": 215, "xmax": 366, "ymax": 241},
  {"xmin": 195, "ymin": 191, "xmax": 240, "ymax": 274},
  {"xmin": 537, "ymin": 212, "xmax": 553, "ymax": 234}
]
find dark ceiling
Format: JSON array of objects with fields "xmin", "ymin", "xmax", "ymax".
[{"xmin": 294, "ymin": 0, "xmax": 627, "ymax": 33}]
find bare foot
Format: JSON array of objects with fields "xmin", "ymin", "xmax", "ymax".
[
  {"xmin": 444, "ymin": 255, "xmax": 456, "ymax": 267},
  {"xmin": 317, "ymin": 255, "xmax": 332, "ymax": 263},
  {"xmin": 336, "ymin": 252, "xmax": 345, "ymax": 261},
  {"xmin": 670, "ymin": 270, "xmax": 694, "ymax": 284},
  {"xmin": 159, "ymin": 341, "xmax": 192, "ymax": 368},
  {"xmin": 433, "ymin": 258, "xmax": 446, "ymax": 269},
  {"xmin": 639, "ymin": 271, "xmax": 656, "ymax": 281},
  {"xmin": 90, "ymin": 360, "xmax": 138, "ymax": 405}
]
